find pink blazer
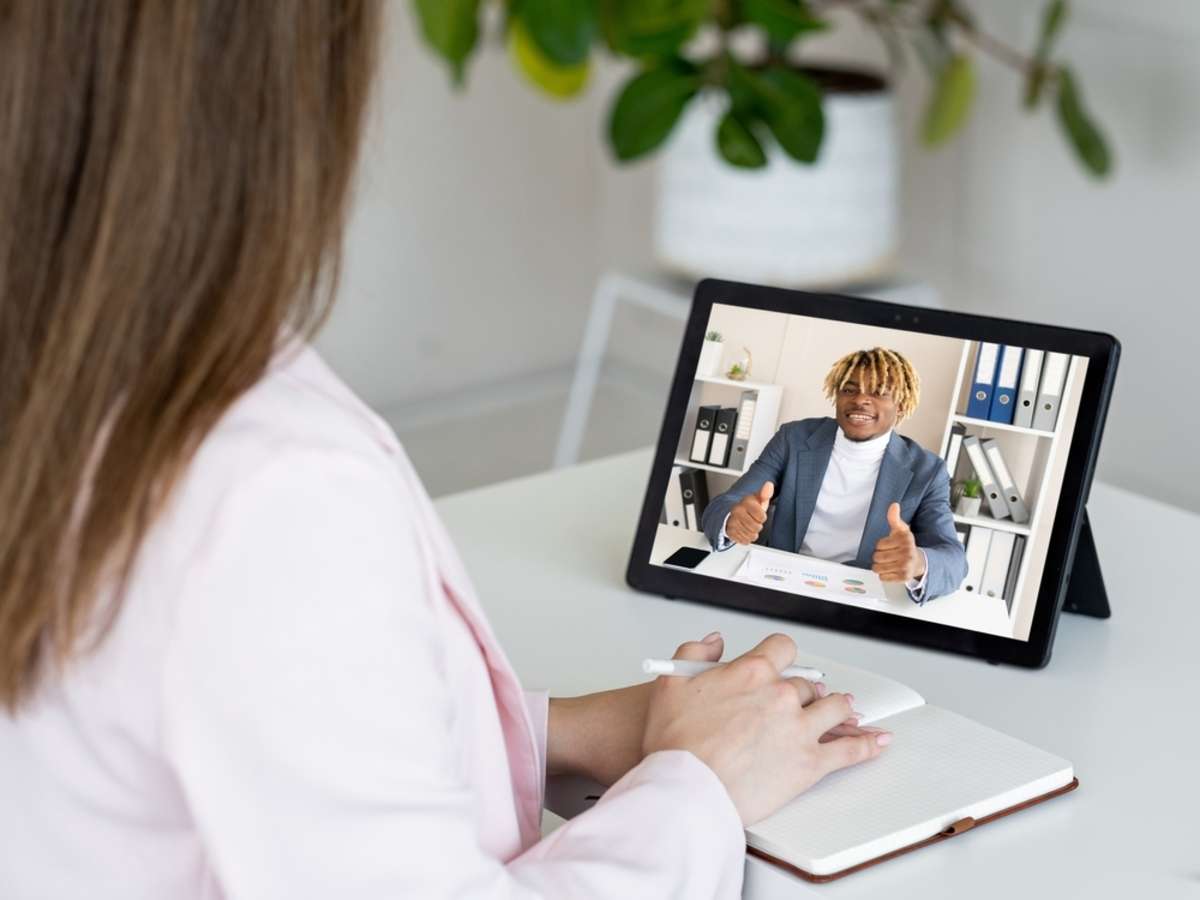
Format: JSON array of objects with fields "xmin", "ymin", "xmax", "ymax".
[{"xmin": 0, "ymin": 343, "xmax": 745, "ymax": 899}]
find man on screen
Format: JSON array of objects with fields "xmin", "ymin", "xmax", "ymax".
[{"xmin": 701, "ymin": 347, "xmax": 967, "ymax": 603}]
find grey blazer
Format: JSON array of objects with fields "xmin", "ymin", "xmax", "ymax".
[{"xmin": 700, "ymin": 417, "xmax": 968, "ymax": 602}]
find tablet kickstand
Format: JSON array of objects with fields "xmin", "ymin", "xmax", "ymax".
[{"xmin": 1062, "ymin": 510, "xmax": 1110, "ymax": 619}]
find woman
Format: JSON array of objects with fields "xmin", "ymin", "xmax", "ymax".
[{"xmin": 0, "ymin": 3, "xmax": 889, "ymax": 897}]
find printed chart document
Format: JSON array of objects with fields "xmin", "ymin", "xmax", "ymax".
[{"xmin": 734, "ymin": 546, "xmax": 888, "ymax": 604}]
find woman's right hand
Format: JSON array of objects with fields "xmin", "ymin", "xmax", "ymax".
[{"xmin": 641, "ymin": 632, "xmax": 890, "ymax": 825}]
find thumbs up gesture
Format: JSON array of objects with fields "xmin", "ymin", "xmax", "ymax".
[
  {"xmin": 872, "ymin": 502, "xmax": 925, "ymax": 583},
  {"xmin": 727, "ymin": 481, "xmax": 774, "ymax": 545}
]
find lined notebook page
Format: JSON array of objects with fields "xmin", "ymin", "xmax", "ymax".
[
  {"xmin": 747, "ymin": 704, "xmax": 1074, "ymax": 876},
  {"xmin": 793, "ymin": 651, "xmax": 924, "ymax": 725}
]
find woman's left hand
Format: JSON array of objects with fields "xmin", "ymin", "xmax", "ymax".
[
  {"xmin": 545, "ymin": 632, "xmax": 881, "ymax": 785},
  {"xmin": 547, "ymin": 681, "xmax": 655, "ymax": 785},
  {"xmin": 545, "ymin": 631, "xmax": 729, "ymax": 785}
]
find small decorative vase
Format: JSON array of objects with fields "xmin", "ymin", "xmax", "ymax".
[
  {"xmin": 725, "ymin": 346, "xmax": 753, "ymax": 381},
  {"xmin": 956, "ymin": 496, "xmax": 982, "ymax": 518},
  {"xmin": 697, "ymin": 339, "xmax": 723, "ymax": 378}
]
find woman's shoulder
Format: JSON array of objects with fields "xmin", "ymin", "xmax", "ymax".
[
  {"xmin": 209, "ymin": 341, "xmax": 401, "ymax": 470},
  {"xmin": 159, "ymin": 343, "xmax": 410, "ymax": 557},
  {"xmin": 67, "ymin": 345, "xmax": 417, "ymax": 721}
]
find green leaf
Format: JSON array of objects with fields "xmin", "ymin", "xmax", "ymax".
[
  {"xmin": 412, "ymin": 0, "xmax": 481, "ymax": 85},
  {"xmin": 1036, "ymin": 0, "xmax": 1068, "ymax": 56},
  {"xmin": 509, "ymin": 17, "xmax": 591, "ymax": 99},
  {"xmin": 759, "ymin": 69, "xmax": 824, "ymax": 163},
  {"xmin": 725, "ymin": 60, "xmax": 758, "ymax": 113},
  {"xmin": 1024, "ymin": 0, "xmax": 1068, "ymax": 109},
  {"xmin": 924, "ymin": 0, "xmax": 953, "ymax": 43},
  {"xmin": 716, "ymin": 110, "xmax": 768, "ymax": 168},
  {"xmin": 740, "ymin": 0, "xmax": 827, "ymax": 45},
  {"xmin": 1056, "ymin": 66, "xmax": 1112, "ymax": 177},
  {"xmin": 922, "ymin": 53, "xmax": 976, "ymax": 146},
  {"xmin": 596, "ymin": 0, "xmax": 622, "ymax": 52},
  {"xmin": 920, "ymin": 0, "xmax": 970, "ymax": 74},
  {"xmin": 604, "ymin": 0, "xmax": 708, "ymax": 58},
  {"xmin": 607, "ymin": 61, "xmax": 700, "ymax": 162},
  {"xmin": 732, "ymin": 64, "xmax": 825, "ymax": 164},
  {"xmin": 515, "ymin": 0, "xmax": 596, "ymax": 67},
  {"xmin": 1023, "ymin": 65, "xmax": 1050, "ymax": 110}
]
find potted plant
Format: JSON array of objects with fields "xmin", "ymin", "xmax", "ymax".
[
  {"xmin": 956, "ymin": 477, "xmax": 983, "ymax": 517},
  {"xmin": 699, "ymin": 330, "xmax": 724, "ymax": 377},
  {"xmin": 412, "ymin": 1, "xmax": 1112, "ymax": 286}
]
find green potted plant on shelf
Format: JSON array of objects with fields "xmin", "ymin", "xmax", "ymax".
[
  {"xmin": 699, "ymin": 329, "xmax": 724, "ymax": 377},
  {"xmin": 956, "ymin": 477, "xmax": 983, "ymax": 517},
  {"xmin": 413, "ymin": 0, "xmax": 1111, "ymax": 286}
]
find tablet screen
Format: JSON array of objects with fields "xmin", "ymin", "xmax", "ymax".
[{"xmin": 648, "ymin": 301, "xmax": 1090, "ymax": 643}]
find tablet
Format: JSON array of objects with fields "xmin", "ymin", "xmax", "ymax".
[{"xmin": 626, "ymin": 279, "xmax": 1119, "ymax": 668}]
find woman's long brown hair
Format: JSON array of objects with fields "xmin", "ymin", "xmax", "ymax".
[{"xmin": 0, "ymin": 2, "xmax": 380, "ymax": 710}]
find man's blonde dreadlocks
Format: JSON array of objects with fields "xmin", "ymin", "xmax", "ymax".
[{"xmin": 823, "ymin": 348, "xmax": 921, "ymax": 422}]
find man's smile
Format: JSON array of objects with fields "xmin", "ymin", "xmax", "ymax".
[{"xmin": 834, "ymin": 373, "xmax": 898, "ymax": 440}]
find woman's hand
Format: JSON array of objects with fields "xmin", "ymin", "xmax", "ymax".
[
  {"xmin": 544, "ymin": 631, "xmax": 730, "ymax": 784},
  {"xmin": 641, "ymin": 632, "xmax": 891, "ymax": 825},
  {"xmin": 547, "ymin": 682, "xmax": 655, "ymax": 786},
  {"xmin": 545, "ymin": 632, "xmax": 889, "ymax": 799}
]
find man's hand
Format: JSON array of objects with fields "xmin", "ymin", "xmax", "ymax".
[
  {"xmin": 727, "ymin": 481, "xmax": 774, "ymax": 545},
  {"xmin": 872, "ymin": 502, "xmax": 926, "ymax": 583}
]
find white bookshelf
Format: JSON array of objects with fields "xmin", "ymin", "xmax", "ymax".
[
  {"xmin": 935, "ymin": 343, "xmax": 974, "ymax": 472},
  {"xmin": 952, "ymin": 512, "xmax": 1032, "ymax": 537},
  {"xmin": 951, "ymin": 414, "xmax": 1055, "ymax": 439},
  {"xmin": 941, "ymin": 347, "xmax": 1081, "ymax": 613},
  {"xmin": 672, "ymin": 457, "xmax": 751, "ymax": 476},
  {"xmin": 693, "ymin": 374, "xmax": 778, "ymax": 390},
  {"xmin": 674, "ymin": 376, "xmax": 783, "ymax": 484}
]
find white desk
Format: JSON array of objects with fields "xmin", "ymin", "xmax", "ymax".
[
  {"xmin": 650, "ymin": 524, "xmax": 1016, "ymax": 634},
  {"xmin": 435, "ymin": 448, "xmax": 1200, "ymax": 898}
]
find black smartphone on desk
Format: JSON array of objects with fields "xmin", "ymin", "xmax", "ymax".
[{"xmin": 663, "ymin": 547, "xmax": 710, "ymax": 569}]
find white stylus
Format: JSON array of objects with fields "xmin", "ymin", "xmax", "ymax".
[{"xmin": 641, "ymin": 658, "xmax": 825, "ymax": 682}]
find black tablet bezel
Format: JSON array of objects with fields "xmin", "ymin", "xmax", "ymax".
[{"xmin": 625, "ymin": 279, "xmax": 1120, "ymax": 668}]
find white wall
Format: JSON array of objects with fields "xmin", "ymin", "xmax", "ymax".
[
  {"xmin": 902, "ymin": 0, "xmax": 1200, "ymax": 512},
  {"xmin": 771, "ymin": 320, "xmax": 964, "ymax": 453},
  {"xmin": 317, "ymin": 4, "xmax": 610, "ymax": 408},
  {"xmin": 702, "ymin": 303, "xmax": 966, "ymax": 452},
  {"xmin": 320, "ymin": 1, "xmax": 1200, "ymax": 512}
]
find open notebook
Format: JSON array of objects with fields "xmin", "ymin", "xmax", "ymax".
[
  {"xmin": 744, "ymin": 652, "xmax": 1077, "ymax": 881},
  {"xmin": 544, "ymin": 653, "xmax": 1076, "ymax": 883}
]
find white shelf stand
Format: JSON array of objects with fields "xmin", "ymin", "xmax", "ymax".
[
  {"xmin": 553, "ymin": 273, "xmax": 690, "ymax": 469},
  {"xmin": 676, "ymin": 376, "xmax": 783, "ymax": 478}
]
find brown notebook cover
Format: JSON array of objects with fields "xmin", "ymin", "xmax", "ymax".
[{"xmin": 745, "ymin": 776, "xmax": 1079, "ymax": 883}]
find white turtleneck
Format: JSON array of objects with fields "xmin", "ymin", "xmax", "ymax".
[
  {"xmin": 719, "ymin": 426, "xmax": 926, "ymax": 597},
  {"xmin": 800, "ymin": 427, "xmax": 891, "ymax": 562}
]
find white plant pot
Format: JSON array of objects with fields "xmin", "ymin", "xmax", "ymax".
[
  {"xmin": 697, "ymin": 339, "xmax": 724, "ymax": 377},
  {"xmin": 654, "ymin": 70, "xmax": 899, "ymax": 288},
  {"xmin": 957, "ymin": 496, "xmax": 982, "ymax": 518}
]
